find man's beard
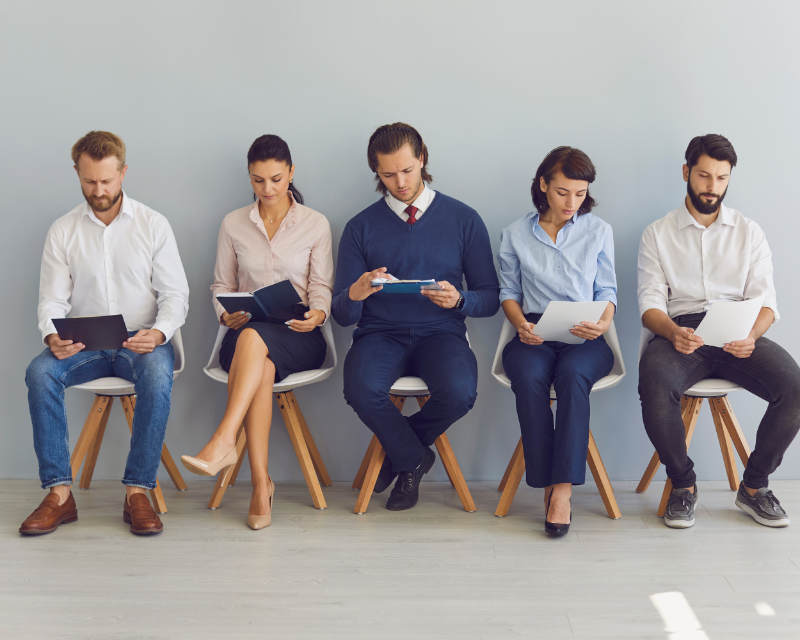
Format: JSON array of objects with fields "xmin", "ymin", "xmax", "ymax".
[
  {"xmin": 687, "ymin": 180, "xmax": 727, "ymax": 215},
  {"xmin": 83, "ymin": 188, "xmax": 122, "ymax": 213}
]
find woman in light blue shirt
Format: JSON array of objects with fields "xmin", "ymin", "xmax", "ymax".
[{"xmin": 498, "ymin": 147, "xmax": 617, "ymax": 536}]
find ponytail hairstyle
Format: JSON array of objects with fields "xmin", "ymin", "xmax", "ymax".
[
  {"xmin": 247, "ymin": 134, "xmax": 304, "ymax": 205},
  {"xmin": 367, "ymin": 122, "xmax": 432, "ymax": 195},
  {"xmin": 531, "ymin": 146, "xmax": 596, "ymax": 215}
]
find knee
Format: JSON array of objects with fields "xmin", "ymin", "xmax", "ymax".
[
  {"xmin": 135, "ymin": 350, "xmax": 174, "ymax": 392},
  {"xmin": 25, "ymin": 352, "xmax": 57, "ymax": 390},
  {"xmin": 343, "ymin": 372, "xmax": 386, "ymax": 413},
  {"xmin": 433, "ymin": 380, "xmax": 477, "ymax": 416},
  {"xmin": 237, "ymin": 328, "xmax": 267, "ymax": 352},
  {"xmin": 553, "ymin": 370, "xmax": 593, "ymax": 395}
]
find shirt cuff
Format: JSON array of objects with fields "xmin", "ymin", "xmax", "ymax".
[
  {"xmin": 638, "ymin": 297, "xmax": 668, "ymax": 320},
  {"xmin": 310, "ymin": 303, "xmax": 332, "ymax": 326},
  {"xmin": 594, "ymin": 292, "xmax": 618, "ymax": 312},
  {"xmin": 763, "ymin": 300, "xmax": 780, "ymax": 324},
  {"xmin": 40, "ymin": 320, "xmax": 58, "ymax": 345},
  {"xmin": 151, "ymin": 322, "xmax": 175, "ymax": 344},
  {"xmin": 499, "ymin": 291, "xmax": 523, "ymax": 305}
]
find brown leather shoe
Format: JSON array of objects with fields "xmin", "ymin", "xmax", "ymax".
[
  {"xmin": 123, "ymin": 493, "xmax": 163, "ymax": 535},
  {"xmin": 19, "ymin": 492, "xmax": 78, "ymax": 535}
]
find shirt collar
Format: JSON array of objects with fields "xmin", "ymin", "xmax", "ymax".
[
  {"xmin": 677, "ymin": 200, "xmax": 735, "ymax": 230},
  {"xmin": 529, "ymin": 211, "xmax": 577, "ymax": 228},
  {"xmin": 248, "ymin": 190, "xmax": 300, "ymax": 228},
  {"xmin": 80, "ymin": 190, "xmax": 133, "ymax": 225},
  {"xmin": 385, "ymin": 184, "xmax": 434, "ymax": 216}
]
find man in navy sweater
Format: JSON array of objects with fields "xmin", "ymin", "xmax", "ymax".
[{"xmin": 333, "ymin": 122, "xmax": 500, "ymax": 511}]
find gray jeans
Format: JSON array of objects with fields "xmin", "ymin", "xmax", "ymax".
[{"xmin": 638, "ymin": 313, "xmax": 800, "ymax": 489}]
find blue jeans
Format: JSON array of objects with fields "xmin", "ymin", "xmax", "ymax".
[
  {"xmin": 343, "ymin": 325, "xmax": 478, "ymax": 472},
  {"xmin": 503, "ymin": 317, "xmax": 614, "ymax": 488},
  {"xmin": 25, "ymin": 335, "xmax": 175, "ymax": 489}
]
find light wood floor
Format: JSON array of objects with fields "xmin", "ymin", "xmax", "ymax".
[{"xmin": 2, "ymin": 479, "xmax": 799, "ymax": 639}]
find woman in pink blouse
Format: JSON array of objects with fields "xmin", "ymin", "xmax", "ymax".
[{"xmin": 181, "ymin": 135, "xmax": 333, "ymax": 530}]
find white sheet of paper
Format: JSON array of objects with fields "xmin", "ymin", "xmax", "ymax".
[
  {"xmin": 532, "ymin": 301, "xmax": 609, "ymax": 344},
  {"xmin": 693, "ymin": 296, "xmax": 765, "ymax": 348}
]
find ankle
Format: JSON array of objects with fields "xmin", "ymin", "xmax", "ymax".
[
  {"xmin": 126, "ymin": 486, "xmax": 147, "ymax": 501},
  {"xmin": 744, "ymin": 484, "xmax": 758, "ymax": 496},
  {"xmin": 49, "ymin": 485, "xmax": 71, "ymax": 506}
]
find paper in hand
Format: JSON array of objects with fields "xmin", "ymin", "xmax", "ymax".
[
  {"xmin": 532, "ymin": 301, "xmax": 608, "ymax": 344},
  {"xmin": 693, "ymin": 296, "xmax": 765, "ymax": 348}
]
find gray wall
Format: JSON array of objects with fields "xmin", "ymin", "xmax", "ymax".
[{"xmin": 2, "ymin": 1, "xmax": 799, "ymax": 487}]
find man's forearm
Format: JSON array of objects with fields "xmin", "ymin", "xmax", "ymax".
[
  {"xmin": 642, "ymin": 308, "xmax": 678, "ymax": 340},
  {"xmin": 750, "ymin": 307, "xmax": 775, "ymax": 340}
]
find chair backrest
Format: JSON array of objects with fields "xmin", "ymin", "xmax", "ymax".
[
  {"xmin": 638, "ymin": 327, "xmax": 655, "ymax": 364},
  {"xmin": 171, "ymin": 328, "xmax": 185, "ymax": 377},
  {"xmin": 491, "ymin": 317, "xmax": 626, "ymax": 387}
]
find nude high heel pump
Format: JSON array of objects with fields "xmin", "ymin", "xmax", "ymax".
[
  {"xmin": 247, "ymin": 477, "xmax": 275, "ymax": 530},
  {"xmin": 180, "ymin": 446, "xmax": 238, "ymax": 477}
]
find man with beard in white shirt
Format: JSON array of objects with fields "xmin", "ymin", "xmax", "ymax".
[
  {"xmin": 20, "ymin": 131, "xmax": 189, "ymax": 536},
  {"xmin": 637, "ymin": 134, "xmax": 800, "ymax": 530}
]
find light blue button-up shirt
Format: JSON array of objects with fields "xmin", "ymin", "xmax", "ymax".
[{"xmin": 498, "ymin": 211, "xmax": 617, "ymax": 315}]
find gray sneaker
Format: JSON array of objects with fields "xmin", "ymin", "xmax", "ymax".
[
  {"xmin": 735, "ymin": 483, "xmax": 790, "ymax": 527},
  {"xmin": 664, "ymin": 484, "xmax": 698, "ymax": 528}
]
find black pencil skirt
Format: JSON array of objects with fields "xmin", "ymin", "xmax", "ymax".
[{"xmin": 219, "ymin": 304, "xmax": 326, "ymax": 383}]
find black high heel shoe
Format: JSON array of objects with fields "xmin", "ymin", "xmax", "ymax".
[{"xmin": 545, "ymin": 493, "xmax": 571, "ymax": 536}]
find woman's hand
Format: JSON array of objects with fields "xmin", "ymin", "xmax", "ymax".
[
  {"xmin": 518, "ymin": 321, "xmax": 544, "ymax": 346},
  {"xmin": 571, "ymin": 318, "xmax": 610, "ymax": 340},
  {"xmin": 287, "ymin": 309, "xmax": 326, "ymax": 332},
  {"xmin": 221, "ymin": 311, "xmax": 251, "ymax": 330}
]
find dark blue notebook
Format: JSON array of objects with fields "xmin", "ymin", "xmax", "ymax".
[{"xmin": 216, "ymin": 280, "xmax": 302, "ymax": 321}]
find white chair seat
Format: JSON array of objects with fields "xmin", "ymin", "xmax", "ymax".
[{"xmin": 389, "ymin": 376, "xmax": 429, "ymax": 396}]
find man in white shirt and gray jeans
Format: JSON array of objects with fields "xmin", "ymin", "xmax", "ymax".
[
  {"xmin": 638, "ymin": 134, "xmax": 800, "ymax": 529},
  {"xmin": 20, "ymin": 131, "xmax": 189, "ymax": 536}
]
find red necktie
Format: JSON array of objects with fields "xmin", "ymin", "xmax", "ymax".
[{"xmin": 405, "ymin": 205, "xmax": 418, "ymax": 225}]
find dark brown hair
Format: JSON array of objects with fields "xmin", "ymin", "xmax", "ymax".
[
  {"xmin": 531, "ymin": 146, "xmax": 597, "ymax": 215},
  {"xmin": 247, "ymin": 134, "xmax": 303, "ymax": 204},
  {"xmin": 367, "ymin": 122, "xmax": 432, "ymax": 195},
  {"xmin": 685, "ymin": 134, "xmax": 737, "ymax": 171},
  {"xmin": 71, "ymin": 131, "xmax": 126, "ymax": 170}
]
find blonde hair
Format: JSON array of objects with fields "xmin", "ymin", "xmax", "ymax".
[{"xmin": 71, "ymin": 131, "xmax": 126, "ymax": 169}]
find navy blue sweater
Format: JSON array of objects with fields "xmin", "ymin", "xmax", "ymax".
[{"xmin": 332, "ymin": 192, "xmax": 500, "ymax": 332}]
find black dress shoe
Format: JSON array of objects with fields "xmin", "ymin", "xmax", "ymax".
[
  {"xmin": 386, "ymin": 447, "xmax": 435, "ymax": 511},
  {"xmin": 374, "ymin": 455, "xmax": 398, "ymax": 494},
  {"xmin": 544, "ymin": 493, "xmax": 571, "ymax": 536}
]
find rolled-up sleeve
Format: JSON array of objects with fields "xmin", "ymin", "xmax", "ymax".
[
  {"xmin": 497, "ymin": 229, "xmax": 523, "ymax": 305},
  {"xmin": 745, "ymin": 221, "xmax": 779, "ymax": 323},
  {"xmin": 593, "ymin": 225, "xmax": 617, "ymax": 309},
  {"xmin": 637, "ymin": 224, "xmax": 670, "ymax": 320},
  {"xmin": 307, "ymin": 218, "xmax": 334, "ymax": 325}
]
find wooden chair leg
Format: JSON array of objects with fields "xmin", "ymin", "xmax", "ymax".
[
  {"xmin": 277, "ymin": 392, "xmax": 327, "ymax": 509},
  {"xmin": 637, "ymin": 396, "xmax": 696, "ymax": 493},
  {"xmin": 495, "ymin": 438, "xmax": 525, "ymax": 517},
  {"xmin": 208, "ymin": 424, "xmax": 246, "ymax": 509},
  {"xmin": 716, "ymin": 396, "xmax": 751, "ymax": 466},
  {"xmin": 78, "ymin": 397, "xmax": 114, "ymax": 489},
  {"xmin": 586, "ymin": 429, "xmax": 621, "ymax": 519},
  {"xmin": 159, "ymin": 444, "xmax": 188, "ymax": 491},
  {"xmin": 120, "ymin": 395, "xmax": 168, "ymax": 513},
  {"xmin": 657, "ymin": 397, "xmax": 703, "ymax": 517},
  {"xmin": 285, "ymin": 391, "xmax": 332, "ymax": 487},
  {"xmin": 354, "ymin": 437, "xmax": 386, "ymax": 514},
  {"xmin": 70, "ymin": 396, "xmax": 114, "ymax": 481},
  {"xmin": 353, "ymin": 435, "xmax": 379, "ymax": 490},
  {"xmin": 709, "ymin": 398, "xmax": 740, "ymax": 490},
  {"xmin": 227, "ymin": 441, "xmax": 248, "ymax": 486},
  {"xmin": 434, "ymin": 432, "xmax": 476, "ymax": 512}
]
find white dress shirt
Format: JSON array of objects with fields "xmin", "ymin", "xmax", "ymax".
[
  {"xmin": 637, "ymin": 201, "xmax": 778, "ymax": 323},
  {"xmin": 38, "ymin": 192, "xmax": 190, "ymax": 344},
  {"xmin": 385, "ymin": 185, "xmax": 436, "ymax": 221}
]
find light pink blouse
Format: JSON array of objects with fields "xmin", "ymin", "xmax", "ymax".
[{"xmin": 211, "ymin": 194, "xmax": 334, "ymax": 323}]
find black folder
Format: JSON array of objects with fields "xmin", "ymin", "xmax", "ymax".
[
  {"xmin": 216, "ymin": 280, "xmax": 303, "ymax": 321},
  {"xmin": 52, "ymin": 315, "xmax": 130, "ymax": 352}
]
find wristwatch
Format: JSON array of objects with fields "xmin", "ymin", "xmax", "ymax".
[{"xmin": 455, "ymin": 291, "xmax": 465, "ymax": 310}]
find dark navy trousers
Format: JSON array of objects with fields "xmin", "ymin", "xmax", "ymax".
[
  {"xmin": 503, "ymin": 328, "xmax": 613, "ymax": 488},
  {"xmin": 343, "ymin": 326, "xmax": 478, "ymax": 472}
]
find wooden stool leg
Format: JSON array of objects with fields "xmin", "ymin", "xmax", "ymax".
[
  {"xmin": 286, "ymin": 391, "xmax": 332, "ymax": 487},
  {"xmin": 717, "ymin": 396, "xmax": 751, "ymax": 467},
  {"xmin": 354, "ymin": 438, "xmax": 386, "ymax": 514},
  {"xmin": 657, "ymin": 397, "xmax": 703, "ymax": 517},
  {"xmin": 495, "ymin": 438, "xmax": 525, "ymax": 517},
  {"xmin": 79, "ymin": 397, "xmax": 114, "ymax": 489},
  {"xmin": 277, "ymin": 392, "xmax": 327, "ymax": 509},
  {"xmin": 710, "ymin": 398, "xmax": 740, "ymax": 490},
  {"xmin": 120, "ymin": 396, "xmax": 168, "ymax": 514},
  {"xmin": 434, "ymin": 432, "xmax": 476, "ymax": 512},
  {"xmin": 208, "ymin": 424, "xmax": 246, "ymax": 509},
  {"xmin": 586, "ymin": 430, "xmax": 621, "ymax": 519},
  {"xmin": 416, "ymin": 395, "xmax": 456, "ymax": 488},
  {"xmin": 159, "ymin": 444, "xmax": 188, "ymax": 491},
  {"xmin": 637, "ymin": 396, "xmax": 695, "ymax": 493},
  {"xmin": 227, "ymin": 441, "xmax": 248, "ymax": 486},
  {"xmin": 353, "ymin": 435, "xmax": 379, "ymax": 490},
  {"xmin": 71, "ymin": 396, "xmax": 114, "ymax": 481}
]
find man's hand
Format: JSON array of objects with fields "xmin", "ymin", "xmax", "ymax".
[
  {"xmin": 221, "ymin": 311, "xmax": 251, "ymax": 330},
  {"xmin": 421, "ymin": 281, "xmax": 461, "ymax": 309},
  {"xmin": 571, "ymin": 318, "xmax": 610, "ymax": 341},
  {"xmin": 349, "ymin": 268, "xmax": 389, "ymax": 302},
  {"xmin": 670, "ymin": 326, "xmax": 704, "ymax": 355},
  {"xmin": 287, "ymin": 309, "xmax": 326, "ymax": 333},
  {"xmin": 46, "ymin": 333, "xmax": 84, "ymax": 360},
  {"xmin": 724, "ymin": 335, "xmax": 756, "ymax": 359},
  {"xmin": 517, "ymin": 321, "xmax": 544, "ymax": 346},
  {"xmin": 123, "ymin": 329, "xmax": 165, "ymax": 354}
]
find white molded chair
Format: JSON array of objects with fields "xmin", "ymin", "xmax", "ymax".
[
  {"xmin": 351, "ymin": 335, "xmax": 478, "ymax": 515},
  {"xmin": 202, "ymin": 322, "xmax": 337, "ymax": 510},
  {"xmin": 69, "ymin": 328, "xmax": 188, "ymax": 514},
  {"xmin": 490, "ymin": 318, "xmax": 626, "ymax": 519},
  {"xmin": 635, "ymin": 328, "xmax": 751, "ymax": 516}
]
